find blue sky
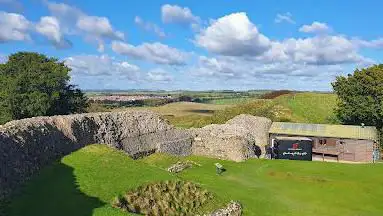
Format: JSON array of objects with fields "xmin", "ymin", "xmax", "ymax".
[{"xmin": 1, "ymin": 0, "xmax": 382, "ymax": 91}]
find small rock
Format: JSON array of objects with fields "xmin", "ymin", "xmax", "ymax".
[
  {"xmin": 209, "ymin": 201, "xmax": 242, "ymax": 216},
  {"xmin": 167, "ymin": 161, "xmax": 192, "ymax": 173}
]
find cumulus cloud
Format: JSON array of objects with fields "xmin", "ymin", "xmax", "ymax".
[
  {"xmin": 161, "ymin": 4, "xmax": 200, "ymax": 25},
  {"xmin": 45, "ymin": 1, "xmax": 125, "ymax": 51},
  {"xmin": 112, "ymin": 41, "xmax": 188, "ymax": 65},
  {"xmin": 76, "ymin": 16, "xmax": 124, "ymax": 40},
  {"xmin": 65, "ymin": 54, "xmax": 140, "ymax": 80},
  {"xmin": 191, "ymin": 56, "xmax": 243, "ymax": 78},
  {"xmin": 36, "ymin": 16, "xmax": 71, "ymax": 48},
  {"xmin": 195, "ymin": 12, "xmax": 271, "ymax": 56},
  {"xmin": 147, "ymin": 68, "xmax": 173, "ymax": 82},
  {"xmin": 299, "ymin": 22, "xmax": 330, "ymax": 34},
  {"xmin": 0, "ymin": 11, "xmax": 31, "ymax": 42},
  {"xmin": 189, "ymin": 55, "xmax": 345, "ymax": 86},
  {"xmin": 134, "ymin": 16, "xmax": 166, "ymax": 38},
  {"xmin": 281, "ymin": 35, "xmax": 368, "ymax": 65},
  {"xmin": 274, "ymin": 12, "xmax": 295, "ymax": 24}
]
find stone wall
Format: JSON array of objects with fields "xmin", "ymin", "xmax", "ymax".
[
  {"xmin": 0, "ymin": 111, "xmax": 271, "ymax": 201},
  {"xmin": 190, "ymin": 115, "xmax": 272, "ymax": 161},
  {"xmin": 0, "ymin": 111, "xmax": 191, "ymax": 200}
]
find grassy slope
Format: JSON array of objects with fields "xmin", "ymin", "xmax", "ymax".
[
  {"xmin": 117, "ymin": 102, "xmax": 231, "ymax": 128},
  {"xmin": 273, "ymin": 93, "xmax": 338, "ymax": 124},
  {"xmin": 8, "ymin": 145, "xmax": 383, "ymax": 216},
  {"xmin": 165, "ymin": 93, "xmax": 338, "ymax": 128},
  {"xmin": 205, "ymin": 98, "xmax": 258, "ymax": 105},
  {"xmin": 117, "ymin": 102, "xmax": 231, "ymax": 117}
]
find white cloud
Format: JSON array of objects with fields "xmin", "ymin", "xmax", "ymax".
[
  {"xmin": 275, "ymin": 12, "xmax": 295, "ymax": 24},
  {"xmin": 134, "ymin": 16, "xmax": 166, "ymax": 38},
  {"xmin": 161, "ymin": 4, "xmax": 200, "ymax": 25},
  {"xmin": 0, "ymin": 11, "xmax": 31, "ymax": 42},
  {"xmin": 281, "ymin": 35, "xmax": 368, "ymax": 65},
  {"xmin": 76, "ymin": 16, "xmax": 124, "ymax": 40},
  {"xmin": 299, "ymin": 22, "xmax": 330, "ymax": 34},
  {"xmin": 191, "ymin": 56, "xmax": 243, "ymax": 78},
  {"xmin": 45, "ymin": 1, "xmax": 125, "ymax": 51},
  {"xmin": 352, "ymin": 38, "xmax": 383, "ymax": 49},
  {"xmin": 65, "ymin": 54, "xmax": 140, "ymax": 80},
  {"xmin": 147, "ymin": 68, "xmax": 173, "ymax": 82},
  {"xmin": 112, "ymin": 41, "xmax": 188, "ymax": 65},
  {"xmin": 253, "ymin": 35, "xmax": 370, "ymax": 65},
  {"xmin": 195, "ymin": 12, "xmax": 271, "ymax": 56},
  {"xmin": 189, "ymin": 55, "xmax": 345, "ymax": 86},
  {"xmin": 36, "ymin": 16, "xmax": 71, "ymax": 48}
]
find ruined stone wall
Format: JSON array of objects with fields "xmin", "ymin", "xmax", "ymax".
[
  {"xmin": 0, "ymin": 111, "xmax": 191, "ymax": 200},
  {"xmin": 190, "ymin": 115, "xmax": 272, "ymax": 161},
  {"xmin": 0, "ymin": 111, "xmax": 271, "ymax": 201}
]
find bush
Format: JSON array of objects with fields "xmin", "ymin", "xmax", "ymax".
[
  {"xmin": 112, "ymin": 180, "xmax": 214, "ymax": 215},
  {"xmin": 260, "ymin": 90, "xmax": 293, "ymax": 99}
]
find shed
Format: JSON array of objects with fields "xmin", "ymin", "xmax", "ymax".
[{"xmin": 269, "ymin": 122, "xmax": 379, "ymax": 163}]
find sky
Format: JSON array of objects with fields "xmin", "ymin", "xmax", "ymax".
[{"xmin": 1, "ymin": 0, "xmax": 383, "ymax": 91}]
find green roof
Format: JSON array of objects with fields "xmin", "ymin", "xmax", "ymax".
[{"xmin": 269, "ymin": 122, "xmax": 378, "ymax": 140}]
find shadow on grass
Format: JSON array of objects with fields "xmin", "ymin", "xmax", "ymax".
[
  {"xmin": 4, "ymin": 162, "xmax": 105, "ymax": 216},
  {"xmin": 185, "ymin": 109, "xmax": 215, "ymax": 114}
]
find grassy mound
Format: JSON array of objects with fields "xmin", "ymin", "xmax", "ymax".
[
  {"xmin": 6, "ymin": 144, "xmax": 383, "ymax": 216},
  {"xmin": 273, "ymin": 92, "xmax": 338, "ymax": 123},
  {"xmin": 161, "ymin": 92, "xmax": 338, "ymax": 128},
  {"xmin": 112, "ymin": 180, "xmax": 213, "ymax": 215}
]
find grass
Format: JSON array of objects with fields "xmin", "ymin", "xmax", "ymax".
[
  {"xmin": 7, "ymin": 145, "xmax": 383, "ymax": 216},
  {"xmin": 117, "ymin": 102, "xmax": 231, "ymax": 117},
  {"xmin": 112, "ymin": 180, "xmax": 214, "ymax": 215},
  {"xmin": 150, "ymin": 93, "xmax": 338, "ymax": 128},
  {"xmin": 106, "ymin": 92, "xmax": 338, "ymax": 128},
  {"xmin": 273, "ymin": 92, "xmax": 338, "ymax": 124},
  {"xmin": 115, "ymin": 102, "xmax": 231, "ymax": 129},
  {"xmin": 204, "ymin": 97, "xmax": 258, "ymax": 105}
]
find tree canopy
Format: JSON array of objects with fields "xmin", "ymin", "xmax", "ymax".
[
  {"xmin": 0, "ymin": 52, "xmax": 88, "ymax": 124},
  {"xmin": 332, "ymin": 64, "xmax": 383, "ymax": 129}
]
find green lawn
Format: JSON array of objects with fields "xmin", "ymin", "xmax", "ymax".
[{"xmin": 6, "ymin": 145, "xmax": 383, "ymax": 216}]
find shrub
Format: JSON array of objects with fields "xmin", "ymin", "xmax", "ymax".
[
  {"xmin": 112, "ymin": 180, "xmax": 214, "ymax": 215},
  {"xmin": 260, "ymin": 90, "xmax": 293, "ymax": 99}
]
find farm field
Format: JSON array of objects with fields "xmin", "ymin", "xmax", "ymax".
[
  {"xmin": 6, "ymin": 145, "xmax": 383, "ymax": 216},
  {"xmin": 115, "ymin": 92, "xmax": 338, "ymax": 128}
]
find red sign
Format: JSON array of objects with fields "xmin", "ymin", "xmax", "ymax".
[{"xmin": 292, "ymin": 143, "xmax": 299, "ymax": 150}]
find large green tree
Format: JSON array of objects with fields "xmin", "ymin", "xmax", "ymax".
[
  {"xmin": 0, "ymin": 52, "xmax": 88, "ymax": 124},
  {"xmin": 332, "ymin": 64, "xmax": 383, "ymax": 129}
]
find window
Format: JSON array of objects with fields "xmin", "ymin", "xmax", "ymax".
[{"xmin": 319, "ymin": 139, "xmax": 327, "ymax": 145}]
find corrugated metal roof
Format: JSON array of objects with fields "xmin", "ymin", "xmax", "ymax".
[{"xmin": 269, "ymin": 122, "xmax": 378, "ymax": 140}]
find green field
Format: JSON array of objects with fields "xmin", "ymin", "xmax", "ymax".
[
  {"xmin": 273, "ymin": 93, "xmax": 338, "ymax": 124},
  {"xmin": 204, "ymin": 97, "xmax": 258, "ymax": 105},
  {"xmin": 7, "ymin": 145, "xmax": 383, "ymax": 216},
  {"xmin": 138, "ymin": 92, "xmax": 338, "ymax": 128}
]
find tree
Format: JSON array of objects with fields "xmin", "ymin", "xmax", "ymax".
[
  {"xmin": 0, "ymin": 52, "xmax": 88, "ymax": 124},
  {"xmin": 332, "ymin": 64, "xmax": 383, "ymax": 129}
]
